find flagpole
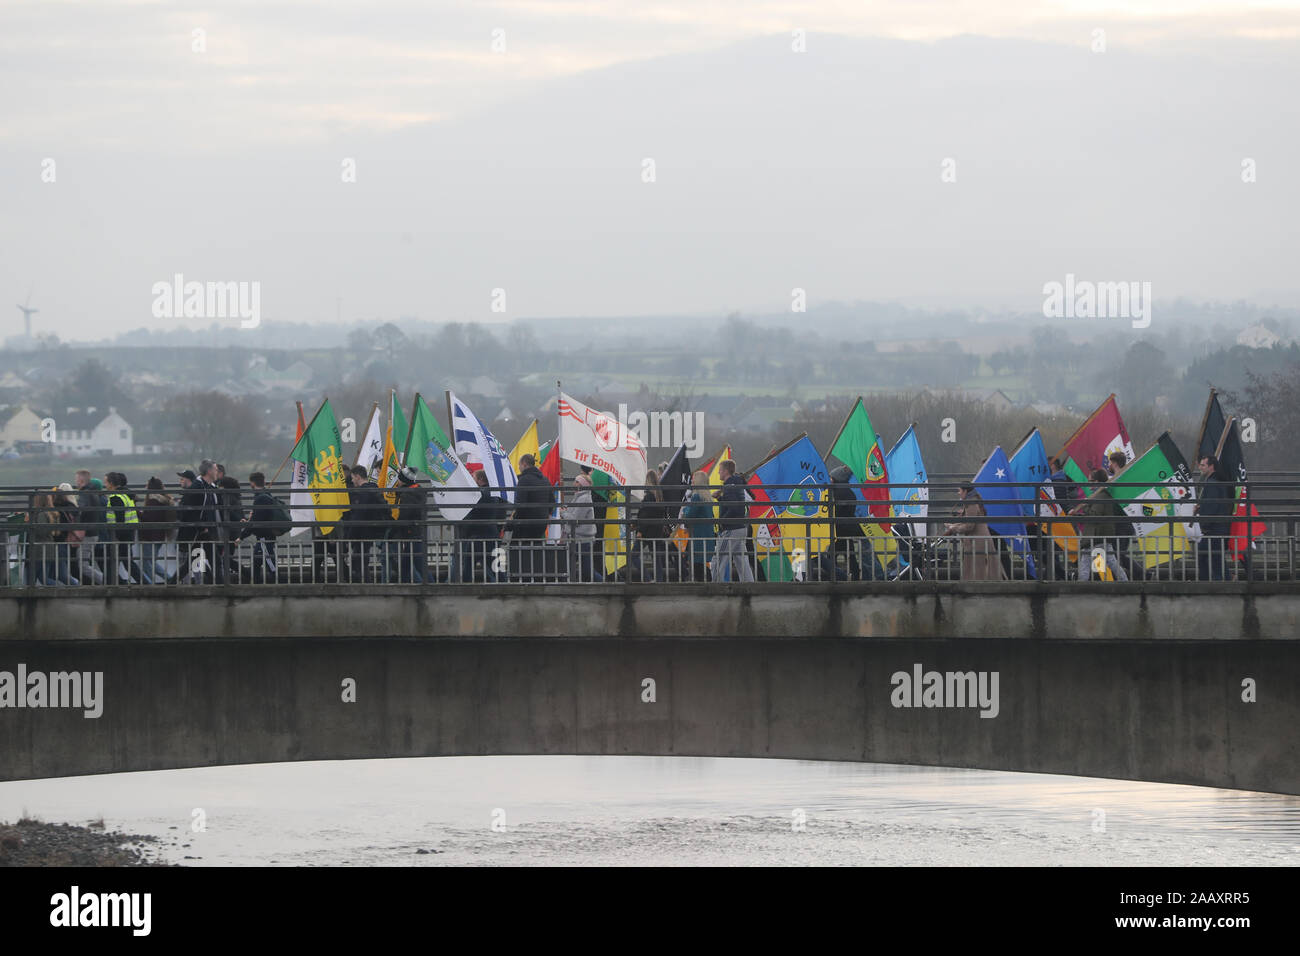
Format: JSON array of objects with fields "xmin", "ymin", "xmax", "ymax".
[
  {"xmin": 555, "ymin": 379, "xmax": 563, "ymax": 481},
  {"xmin": 271, "ymin": 399, "xmax": 319, "ymax": 485},
  {"xmin": 403, "ymin": 393, "xmax": 420, "ymax": 464},
  {"xmin": 1195, "ymin": 387, "xmax": 1219, "ymax": 457},
  {"xmin": 354, "ymin": 401, "xmax": 381, "ymax": 470}
]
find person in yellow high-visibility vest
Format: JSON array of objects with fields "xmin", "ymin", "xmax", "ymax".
[{"xmin": 103, "ymin": 472, "xmax": 144, "ymax": 584}]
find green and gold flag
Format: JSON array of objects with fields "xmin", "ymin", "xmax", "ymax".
[{"xmin": 289, "ymin": 398, "xmax": 350, "ymax": 535}]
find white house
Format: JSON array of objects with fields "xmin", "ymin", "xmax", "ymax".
[
  {"xmin": 1236, "ymin": 323, "xmax": 1283, "ymax": 349},
  {"xmin": 54, "ymin": 407, "xmax": 133, "ymax": 457}
]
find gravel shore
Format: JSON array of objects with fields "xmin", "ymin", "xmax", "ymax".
[{"xmin": 0, "ymin": 818, "xmax": 171, "ymax": 866}]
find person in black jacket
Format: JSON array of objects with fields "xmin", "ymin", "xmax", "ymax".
[
  {"xmin": 390, "ymin": 467, "xmax": 429, "ymax": 583},
  {"xmin": 510, "ymin": 454, "xmax": 553, "ymax": 582},
  {"xmin": 342, "ymin": 465, "xmax": 392, "ymax": 582},
  {"xmin": 711, "ymin": 460, "xmax": 755, "ymax": 582},
  {"xmin": 455, "ymin": 470, "xmax": 505, "ymax": 582},
  {"xmin": 237, "ymin": 471, "xmax": 280, "ymax": 583},
  {"xmin": 829, "ymin": 465, "xmax": 867, "ymax": 581},
  {"xmin": 633, "ymin": 470, "xmax": 672, "ymax": 582},
  {"xmin": 1194, "ymin": 454, "xmax": 1233, "ymax": 581}
]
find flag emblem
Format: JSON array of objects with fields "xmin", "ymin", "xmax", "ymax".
[
  {"xmin": 314, "ymin": 446, "xmax": 343, "ymax": 486},
  {"xmin": 425, "ymin": 442, "xmax": 458, "ymax": 483}
]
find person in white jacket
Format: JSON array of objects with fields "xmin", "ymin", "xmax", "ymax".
[{"xmin": 562, "ymin": 472, "xmax": 602, "ymax": 582}]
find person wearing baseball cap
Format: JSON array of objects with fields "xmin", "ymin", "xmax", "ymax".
[{"xmin": 390, "ymin": 465, "xmax": 427, "ymax": 582}]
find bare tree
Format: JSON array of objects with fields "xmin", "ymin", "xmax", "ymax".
[{"xmin": 161, "ymin": 391, "xmax": 266, "ymax": 464}]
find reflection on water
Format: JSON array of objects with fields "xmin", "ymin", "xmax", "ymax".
[{"xmin": 2, "ymin": 757, "xmax": 1298, "ymax": 866}]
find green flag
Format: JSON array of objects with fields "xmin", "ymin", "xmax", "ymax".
[
  {"xmin": 289, "ymin": 398, "xmax": 350, "ymax": 534},
  {"xmin": 404, "ymin": 393, "xmax": 480, "ymax": 520},
  {"xmin": 1109, "ymin": 432, "xmax": 1197, "ymax": 567}
]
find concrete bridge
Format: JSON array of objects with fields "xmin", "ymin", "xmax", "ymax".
[{"xmin": 1, "ymin": 582, "xmax": 1298, "ymax": 793}]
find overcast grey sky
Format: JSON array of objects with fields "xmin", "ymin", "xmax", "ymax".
[{"xmin": 3, "ymin": 1, "xmax": 1299, "ymax": 339}]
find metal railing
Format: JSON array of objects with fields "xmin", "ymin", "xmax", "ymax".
[{"xmin": 1, "ymin": 478, "xmax": 1294, "ymax": 588}]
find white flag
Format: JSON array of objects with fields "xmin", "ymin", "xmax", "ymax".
[
  {"xmin": 557, "ymin": 392, "xmax": 648, "ymax": 488},
  {"xmin": 356, "ymin": 406, "xmax": 384, "ymax": 478}
]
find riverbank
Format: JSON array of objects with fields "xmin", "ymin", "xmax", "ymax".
[{"xmin": 0, "ymin": 817, "xmax": 170, "ymax": 866}]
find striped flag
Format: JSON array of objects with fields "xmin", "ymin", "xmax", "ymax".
[
  {"xmin": 448, "ymin": 390, "xmax": 516, "ymax": 504},
  {"xmin": 289, "ymin": 400, "xmax": 311, "ymax": 536}
]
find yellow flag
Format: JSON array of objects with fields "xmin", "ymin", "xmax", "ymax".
[
  {"xmin": 509, "ymin": 419, "xmax": 540, "ymax": 475},
  {"xmin": 603, "ymin": 489, "xmax": 629, "ymax": 575},
  {"xmin": 706, "ymin": 445, "xmax": 732, "ymax": 521}
]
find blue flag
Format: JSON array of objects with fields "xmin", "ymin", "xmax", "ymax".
[
  {"xmin": 884, "ymin": 425, "xmax": 928, "ymax": 535},
  {"xmin": 752, "ymin": 435, "xmax": 830, "ymax": 518},
  {"xmin": 1008, "ymin": 429, "xmax": 1054, "ymax": 518},
  {"xmin": 973, "ymin": 445, "xmax": 1036, "ymax": 577}
]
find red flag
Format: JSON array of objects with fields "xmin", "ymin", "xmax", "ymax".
[
  {"xmin": 1230, "ymin": 491, "xmax": 1266, "ymax": 558},
  {"xmin": 540, "ymin": 437, "xmax": 562, "ymax": 485}
]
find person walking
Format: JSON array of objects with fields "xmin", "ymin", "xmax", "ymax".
[
  {"xmin": 73, "ymin": 470, "xmax": 107, "ymax": 584},
  {"xmin": 50, "ymin": 484, "xmax": 81, "ymax": 585},
  {"xmin": 943, "ymin": 483, "xmax": 1006, "ymax": 581},
  {"xmin": 1070, "ymin": 470, "xmax": 1129, "ymax": 582},
  {"xmin": 390, "ymin": 466, "xmax": 429, "ymax": 583},
  {"xmin": 137, "ymin": 477, "xmax": 177, "ymax": 585},
  {"xmin": 632, "ymin": 470, "xmax": 672, "ymax": 582},
  {"xmin": 680, "ymin": 470, "xmax": 717, "ymax": 582},
  {"xmin": 103, "ymin": 472, "xmax": 144, "ymax": 584},
  {"xmin": 829, "ymin": 465, "xmax": 867, "ymax": 581},
  {"xmin": 711, "ymin": 460, "xmax": 755, "ymax": 583},
  {"xmin": 1194, "ymin": 454, "xmax": 1233, "ymax": 581},
  {"xmin": 510, "ymin": 453, "xmax": 553, "ymax": 583},
  {"xmin": 561, "ymin": 471, "xmax": 601, "ymax": 583},
  {"xmin": 455, "ymin": 469, "xmax": 506, "ymax": 582},
  {"xmin": 237, "ymin": 472, "xmax": 282, "ymax": 583},
  {"xmin": 23, "ymin": 492, "xmax": 61, "ymax": 586}
]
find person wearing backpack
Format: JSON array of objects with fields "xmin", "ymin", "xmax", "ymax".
[{"xmin": 238, "ymin": 471, "xmax": 286, "ymax": 584}]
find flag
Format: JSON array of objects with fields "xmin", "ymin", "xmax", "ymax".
[
  {"xmin": 885, "ymin": 425, "xmax": 928, "ymax": 537},
  {"xmin": 403, "ymin": 393, "xmax": 480, "ymax": 521},
  {"xmin": 706, "ymin": 446, "xmax": 732, "ymax": 486},
  {"xmin": 972, "ymin": 446, "xmax": 1035, "ymax": 576},
  {"xmin": 289, "ymin": 398, "xmax": 350, "ymax": 535},
  {"xmin": 1110, "ymin": 432, "xmax": 1199, "ymax": 568},
  {"xmin": 751, "ymin": 434, "xmax": 833, "ymax": 580},
  {"xmin": 380, "ymin": 390, "xmax": 407, "ymax": 519},
  {"xmin": 1010, "ymin": 428, "xmax": 1079, "ymax": 562},
  {"xmin": 557, "ymin": 392, "xmax": 648, "ymax": 488},
  {"xmin": 1195, "ymin": 389, "xmax": 1227, "ymax": 465},
  {"xmin": 602, "ymin": 488, "xmax": 629, "ymax": 576},
  {"xmin": 449, "ymin": 390, "xmax": 516, "ymax": 504},
  {"xmin": 540, "ymin": 436, "xmax": 562, "ymax": 485},
  {"xmin": 1056, "ymin": 394, "xmax": 1135, "ymax": 484},
  {"xmin": 659, "ymin": 442, "xmax": 691, "ymax": 506},
  {"xmin": 509, "ymin": 419, "xmax": 540, "ymax": 476},
  {"xmin": 829, "ymin": 397, "xmax": 890, "ymax": 524},
  {"xmin": 354, "ymin": 403, "xmax": 384, "ymax": 477},
  {"xmin": 1215, "ymin": 417, "xmax": 1266, "ymax": 558},
  {"xmin": 289, "ymin": 401, "xmax": 311, "ymax": 536}
]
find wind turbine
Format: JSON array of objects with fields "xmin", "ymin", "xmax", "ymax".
[{"xmin": 16, "ymin": 286, "xmax": 38, "ymax": 339}]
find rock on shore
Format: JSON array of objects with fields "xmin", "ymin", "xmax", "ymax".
[{"xmin": 0, "ymin": 818, "xmax": 169, "ymax": 866}]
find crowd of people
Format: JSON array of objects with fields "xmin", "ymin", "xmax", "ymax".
[{"xmin": 5, "ymin": 447, "xmax": 1245, "ymax": 586}]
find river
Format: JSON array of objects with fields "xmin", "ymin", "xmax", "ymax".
[{"xmin": 2, "ymin": 757, "xmax": 1298, "ymax": 866}]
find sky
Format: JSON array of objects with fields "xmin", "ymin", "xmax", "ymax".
[{"xmin": 2, "ymin": 0, "xmax": 1299, "ymax": 340}]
